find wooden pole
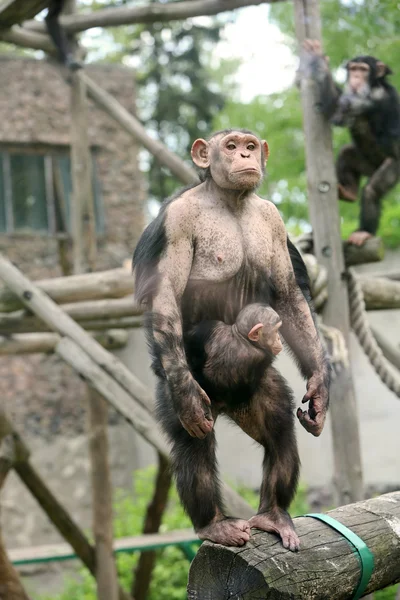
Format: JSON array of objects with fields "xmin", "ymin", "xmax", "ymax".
[
  {"xmin": 79, "ymin": 71, "xmax": 198, "ymax": 185},
  {"xmin": 69, "ymin": 25, "xmax": 119, "ymax": 599},
  {"xmin": 293, "ymin": 0, "xmax": 363, "ymax": 504},
  {"xmin": 88, "ymin": 390, "xmax": 119, "ymax": 600},
  {"xmin": 188, "ymin": 491, "xmax": 400, "ymax": 599},
  {"xmin": 70, "ymin": 74, "xmax": 96, "ymax": 273}
]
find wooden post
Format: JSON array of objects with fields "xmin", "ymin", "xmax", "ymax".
[
  {"xmin": 293, "ymin": 0, "xmax": 363, "ymax": 504},
  {"xmin": 88, "ymin": 390, "xmax": 119, "ymax": 600},
  {"xmin": 70, "ymin": 73, "xmax": 96, "ymax": 274},
  {"xmin": 68, "ymin": 20, "xmax": 122, "ymax": 596}
]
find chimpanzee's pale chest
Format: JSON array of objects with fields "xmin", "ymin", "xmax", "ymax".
[{"xmin": 190, "ymin": 197, "xmax": 273, "ymax": 282}]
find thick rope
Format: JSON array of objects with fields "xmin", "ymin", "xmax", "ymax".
[{"xmin": 347, "ymin": 267, "xmax": 400, "ymax": 399}]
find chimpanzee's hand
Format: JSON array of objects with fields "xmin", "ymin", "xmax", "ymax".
[
  {"xmin": 297, "ymin": 373, "xmax": 328, "ymax": 437},
  {"xmin": 177, "ymin": 378, "xmax": 214, "ymax": 439}
]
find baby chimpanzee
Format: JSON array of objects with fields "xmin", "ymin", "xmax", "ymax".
[{"xmin": 186, "ymin": 303, "xmax": 283, "ymax": 401}]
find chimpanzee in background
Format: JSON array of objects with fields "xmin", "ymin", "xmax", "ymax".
[
  {"xmin": 45, "ymin": 0, "xmax": 81, "ymax": 70},
  {"xmin": 303, "ymin": 40, "xmax": 400, "ymax": 246},
  {"xmin": 133, "ymin": 129, "xmax": 330, "ymax": 551}
]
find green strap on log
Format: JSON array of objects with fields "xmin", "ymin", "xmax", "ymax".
[{"xmin": 305, "ymin": 513, "xmax": 374, "ymax": 600}]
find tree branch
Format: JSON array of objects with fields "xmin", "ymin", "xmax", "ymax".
[{"xmin": 24, "ymin": 0, "xmax": 281, "ymax": 35}]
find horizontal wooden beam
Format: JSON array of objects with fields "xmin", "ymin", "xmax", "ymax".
[
  {"xmin": 24, "ymin": 0, "xmax": 277, "ymax": 35},
  {"xmin": 359, "ymin": 276, "xmax": 400, "ymax": 310},
  {"xmin": 0, "ymin": 267, "xmax": 133, "ymax": 313},
  {"xmin": 0, "ymin": 329, "xmax": 128, "ymax": 355},
  {"xmin": 188, "ymin": 491, "xmax": 400, "ymax": 599},
  {"xmin": 0, "ymin": 25, "xmax": 55, "ymax": 53}
]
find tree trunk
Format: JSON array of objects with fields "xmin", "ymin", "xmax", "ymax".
[
  {"xmin": 188, "ymin": 491, "xmax": 400, "ymax": 599},
  {"xmin": 0, "ymin": 529, "xmax": 30, "ymax": 600}
]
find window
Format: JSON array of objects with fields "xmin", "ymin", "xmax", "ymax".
[{"xmin": 0, "ymin": 150, "xmax": 104, "ymax": 235}]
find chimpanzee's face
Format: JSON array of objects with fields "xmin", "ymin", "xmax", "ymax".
[
  {"xmin": 191, "ymin": 131, "xmax": 269, "ymax": 191},
  {"xmin": 210, "ymin": 133, "xmax": 267, "ymax": 190},
  {"xmin": 344, "ymin": 56, "xmax": 391, "ymax": 99}
]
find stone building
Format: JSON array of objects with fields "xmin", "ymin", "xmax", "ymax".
[{"xmin": 0, "ymin": 56, "xmax": 145, "ymax": 437}]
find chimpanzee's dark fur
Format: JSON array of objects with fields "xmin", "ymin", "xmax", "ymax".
[{"xmin": 316, "ymin": 54, "xmax": 400, "ymax": 236}]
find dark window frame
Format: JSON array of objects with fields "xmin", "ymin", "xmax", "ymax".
[{"xmin": 0, "ymin": 145, "xmax": 104, "ymax": 237}]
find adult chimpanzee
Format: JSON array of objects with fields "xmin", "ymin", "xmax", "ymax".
[
  {"xmin": 45, "ymin": 0, "xmax": 81, "ymax": 70},
  {"xmin": 132, "ymin": 129, "xmax": 330, "ymax": 551},
  {"xmin": 303, "ymin": 40, "xmax": 400, "ymax": 246}
]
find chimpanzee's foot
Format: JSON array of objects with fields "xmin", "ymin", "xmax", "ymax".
[
  {"xmin": 249, "ymin": 509, "xmax": 300, "ymax": 552},
  {"xmin": 348, "ymin": 230, "xmax": 373, "ymax": 246},
  {"xmin": 197, "ymin": 518, "xmax": 251, "ymax": 546},
  {"xmin": 338, "ymin": 183, "xmax": 358, "ymax": 202}
]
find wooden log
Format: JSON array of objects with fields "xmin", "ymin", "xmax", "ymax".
[
  {"xmin": 0, "ymin": 26, "xmax": 55, "ymax": 53},
  {"xmin": 0, "ymin": 329, "xmax": 128, "ymax": 355},
  {"xmin": 79, "ymin": 71, "xmax": 197, "ymax": 185},
  {"xmin": 0, "ymin": 254, "xmax": 254, "ymax": 519},
  {"xmin": 343, "ymin": 236, "xmax": 385, "ymax": 266},
  {"xmin": 0, "ymin": 314, "xmax": 142, "ymax": 334},
  {"xmin": 24, "ymin": 0, "xmax": 278, "ymax": 34},
  {"xmin": 359, "ymin": 276, "xmax": 400, "ymax": 310},
  {"xmin": 188, "ymin": 491, "xmax": 400, "ymax": 599},
  {"xmin": 88, "ymin": 390, "xmax": 119, "ymax": 600},
  {"xmin": 0, "ymin": 296, "xmax": 141, "ymax": 333},
  {"xmin": 371, "ymin": 326, "xmax": 400, "ymax": 372},
  {"xmin": 294, "ymin": 0, "xmax": 363, "ymax": 505},
  {"xmin": 0, "ymin": 268, "xmax": 133, "ymax": 313}
]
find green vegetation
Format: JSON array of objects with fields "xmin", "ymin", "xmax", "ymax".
[{"xmin": 37, "ymin": 466, "xmax": 308, "ymax": 600}]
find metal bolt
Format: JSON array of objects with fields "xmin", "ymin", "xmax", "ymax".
[{"xmin": 319, "ymin": 181, "xmax": 330, "ymax": 193}]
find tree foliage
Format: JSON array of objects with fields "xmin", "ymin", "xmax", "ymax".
[{"xmin": 215, "ymin": 0, "xmax": 400, "ymax": 246}]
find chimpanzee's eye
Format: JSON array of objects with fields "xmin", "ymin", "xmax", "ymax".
[
  {"xmin": 226, "ymin": 143, "xmax": 236, "ymax": 150},
  {"xmin": 247, "ymin": 143, "xmax": 256, "ymax": 151}
]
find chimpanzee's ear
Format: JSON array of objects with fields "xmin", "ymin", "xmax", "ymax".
[
  {"xmin": 377, "ymin": 61, "xmax": 393, "ymax": 78},
  {"xmin": 261, "ymin": 140, "xmax": 270, "ymax": 165},
  {"xmin": 248, "ymin": 323, "xmax": 263, "ymax": 342},
  {"xmin": 191, "ymin": 139, "xmax": 210, "ymax": 168}
]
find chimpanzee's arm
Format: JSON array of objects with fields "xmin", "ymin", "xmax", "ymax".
[
  {"xmin": 300, "ymin": 40, "xmax": 341, "ymax": 120},
  {"xmin": 133, "ymin": 197, "xmax": 213, "ymax": 439},
  {"xmin": 267, "ymin": 203, "xmax": 330, "ymax": 436}
]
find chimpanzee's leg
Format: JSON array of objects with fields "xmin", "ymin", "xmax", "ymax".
[
  {"xmin": 355, "ymin": 157, "xmax": 400, "ymax": 244},
  {"xmin": 156, "ymin": 379, "xmax": 250, "ymax": 546},
  {"xmin": 45, "ymin": 0, "xmax": 81, "ymax": 70},
  {"xmin": 225, "ymin": 368, "xmax": 300, "ymax": 551},
  {"xmin": 336, "ymin": 144, "xmax": 374, "ymax": 202}
]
